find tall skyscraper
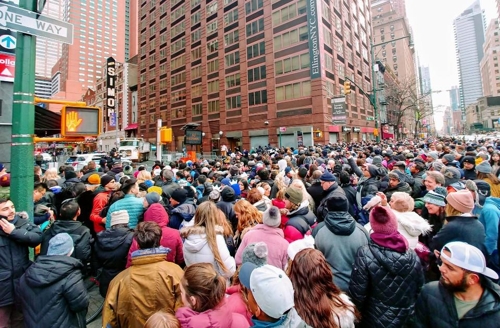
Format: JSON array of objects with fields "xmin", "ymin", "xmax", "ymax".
[
  {"xmin": 35, "ymin": 0, "xmax": 64, "ymax": 78},
  {"xmin": 480, "ymin": 19, "xmax": 500, "ymax": 97},
  {"xmin": 137, "ymin": 0, "xmax": 375, "ymax": 150},
  {"xmin": 454, "ymin": 0, "xmax": 486, "ymax": 116},
  {"xmin": 449, "ymin": 86, "xmax": 460, "ymax": 111},
  {"xmin": 51, "ymin": 0, "xmax": 129, "ymax": 101}
]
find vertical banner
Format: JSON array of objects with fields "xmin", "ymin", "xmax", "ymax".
[
  {"xmin": 332, "ymin": 97, "xmax": 347, "ymax": 125},
  {"xmin": 306, "ymin": 0, "xmax": 321, "ymax": 79},
  {"xmin": 106, "ymin": 57, "xmax": 116, "ymax": 127},
  {"xmin": 297, "ymin": 131, "xmax": 304, "ymax": 147}
]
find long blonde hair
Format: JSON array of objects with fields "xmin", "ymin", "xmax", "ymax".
[
  {"xmin": 234, "ymin": 199, "xmax": 262, "ymax": 233},
  {"xmin": 194, "ymin": 202, "xmax": 230, "ymax": 273},
  {"xmin": 42, "ymin": 168, "xmax": 59, "ymax": 182},
  {"xmin": 136, "ymin": 170, "xmax": 152, "ymax": 184}
]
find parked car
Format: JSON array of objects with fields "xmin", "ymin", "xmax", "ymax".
[
  {"xmin": 40, "ymin": 153, "xmax": 53, "ymax": 162},
  {"xmin": 65, "ymin": 153, "xmax": 105, "ymax": 171}
]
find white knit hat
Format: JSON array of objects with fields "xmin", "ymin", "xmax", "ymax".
[{"xmin": 110, "ymin": 210, "xmax": 130, "ymax": 227}]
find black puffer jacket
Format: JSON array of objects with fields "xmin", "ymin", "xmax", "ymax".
[
  {"xmin": 385, "ymin": 181, "xmax": 413, "ymax": 201},
  {"xmin": 0, "ymin": 213, "xmax": 42, "ymax": 307},
  {"xmin": 349, "ymin": 241, "xmax": 424, "ymax": 328},
  {"xmin": 316, "ymin": 183, "xmax": 346, "ymax": 223},
  {"xmin": 17, "ymin": 255, "xmax": 89, "ymax": 328},
  {"xmin": 40, "ymin": 220, "xmax": 92, "ymax": 265},
  {"xmin": 94, "ymin": 226, "xmax": 134, "ymax": 297},
  {"xmin": 413, "ymin": 278, "xmax": 500, "ymax": 328}
]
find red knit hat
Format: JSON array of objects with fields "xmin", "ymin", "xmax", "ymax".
[{"xmin": 369, "ymin": 206, "xmax": 398, "ymax": 235}]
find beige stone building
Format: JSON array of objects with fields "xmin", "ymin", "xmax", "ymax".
[{"xmin": 480, "ymin": 19, "xmax": 500, "ymax": 97}]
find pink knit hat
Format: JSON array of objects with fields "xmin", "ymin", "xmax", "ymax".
[
  {"xmin": 446, "ymin": 190, "xmax": 474, "ymax": 214},
  {"xmin": 369, "ymin": 206, "xmax": 398, "ymax": 235}
]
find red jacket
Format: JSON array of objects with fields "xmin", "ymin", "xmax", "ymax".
[
  {"xmin": 225, "ymin": 285, "xmax": 252, "ymax": 326},
  {"xmin": 90, "ymin": 190, "xmax": 111, "ymax": 234},
  {"xmin": 126, "ymin": 203, "xmax": 184, "ymax": 267}
]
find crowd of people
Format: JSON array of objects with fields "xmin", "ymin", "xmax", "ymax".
[{"xmin": 1, "ymin": 138, "xmax": 500, "ymax": 327}]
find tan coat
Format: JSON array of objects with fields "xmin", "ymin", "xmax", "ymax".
[
  {"xmin": 102, "ymin": 252, "xmax": 184, "ymax": 328},
  {"xmin": 484, "ymin": 177, "xmax": 500, "ymax": 198}
]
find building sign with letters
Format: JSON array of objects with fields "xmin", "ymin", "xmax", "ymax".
[
  {"xmin": 106, "ymin": 57, "xmax": 116, "ymax": 127},
  {"xmin": 332, "ymin": 98, "xmax": 347, "ymax": 125},
  {"xmin": 184, "ymin": 130, "xmax": 202, "ymax": 145},
  {"xmin": 306, "ymin": 0, "xmax": 321, "ymax": 79}
]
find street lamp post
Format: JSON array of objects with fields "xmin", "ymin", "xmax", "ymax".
[{"xmin": 370, "ymin": 35, "xmax": 413, "ymax": 142}]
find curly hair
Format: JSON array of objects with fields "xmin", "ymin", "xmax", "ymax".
[
  {"xmin": 289, "ymin": 249, "xmax": 359, "ymax": 328},
  {"xmin": 234, "ymin": 199, "xmax": 262, "ymax": 233}
]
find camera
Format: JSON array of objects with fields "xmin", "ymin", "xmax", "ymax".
[{"xmin": 264, "ymin": 121, "xmax": 269, "ymax": 125}]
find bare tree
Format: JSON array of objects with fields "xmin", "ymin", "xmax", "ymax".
[{"xmin": 384, "ymin": 77, "xmax": 432, "ymax": 140}]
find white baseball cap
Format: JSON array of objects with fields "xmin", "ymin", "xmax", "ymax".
[
  {"xmin": 441, "ymin": 241, "xmax": 498, "ymax": 280},
  {"xmin": 239, "ymin": 263, "xmax": 294, "ymax": 319}
]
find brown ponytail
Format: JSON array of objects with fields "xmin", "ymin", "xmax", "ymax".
[{"xmin": 182, "ymin": 263, "xmax": 226, "ymax": 312}]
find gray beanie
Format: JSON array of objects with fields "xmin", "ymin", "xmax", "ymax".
[
  {"xmin": 262, "ymin": 206, "xmax": 281, "ymax": 228},
  {"xmin": 145, "ymin": 192, "xmax": 161, "ymax": 205},
  {"xmin": 162, "ymin": 169, "xmax": 174, "ymax": 181},
  {"xmin": 443, "ymin": 154, "xmax": 455, "ymax": 163},
  {"xmin": 372, "ymin": 155, "xmax": 383, "ymax": 166},
  {"xmin": 476, "ymin": 161, "xmax": 492, "ymax": 174},
  {"xmin": 47, "ymin": 233, "xmax": 74, "ymax": 256},
  {"xmin": 428, "ymin": 152, "xmax": 439, "ymax": 160},
  {"xmin": 242, "ymin": 242, "xmax": 268, "ymax": 267}
]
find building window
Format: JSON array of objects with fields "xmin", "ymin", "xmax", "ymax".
[
  {"xmin": 225, "ymin": 73, "xmax": 241, "ymax": 88},
  {"xmin": 275, "ymin": 52, "xmax": 309, "ymax": 75},
  {"xmin": 226, "ymin": 95, "xmax": 241, "ymax": 109},
  {"xmin": 248, "ymin": 65, "xmax": 266, "ymax": 82},
  {"xmin": 275, "ymin": 81, "xmax": 311, "ymax": 101},
  {"xmin": 171, "ymin": 90, "xmax": 186, "ymax": 102},
  {"xmin": 322, "ymin": 2, "xmax": 330, "ymax": 22},
  {"xmin": 191, "ymin": 29, "xmax": 201, "ymax": 43},
  {"xmin": 207, "ymin": 2, "xmax": 218, "ymax": 15},
  {"xmin": 208, "ymin": 100, "xmax": 220, "ymax": 113},
  {"xmin": 171, "ymin": 21, "xmax": 185, "ymax": 38},
  {"xmin": 191, "ymin": 65, "xmax": 202, "ymax": 79},
  {"xmin": 192, "ymin": 84, "xmax": 202, "ymax": 97},
  {"xmin": 171, "ymin": 38, "xmax": 185, "ymax": 53},
  {"xmin": 191, "ymin": 0, "xmax": 201, "ymax": 7},
  {"xmin": 246, "ymin": 18, "xmax": 264, "ymax": 37},
  {"xmin": 192, "ymin": 103, "xmax": 202, "ymax": 115},
  {"xmin": 191, "ymin": 47, "xmax": 202, "ymax": 60},
  {"xmin": 245, "ymin": 0, "xmax": 263, "ymax": 14},
  {"xmin": 171, "ymin": 5, "xmax": 185, "ymax": 21},
  {"xmin": 172, "ymin": 107, "xmax": 185, "ymax": 118},
  {"xmin": 247, "ymin": 41, "xmax": 265, "ymax": 59},
  {"xmin": 225, "ymin": 51, "xmax": 240, "ymax": 66},
  {"xmin": 171, "ymin": 55, "xmax": 186, "ymax": 70},
  {"xmin": 224, "ymin": 8, "xmax": 238, "ymax": 26},
  {"xmin": 274, "ymin": 25, "xmax": 308, "ymax": 50},
  {"xmin": 207, "ymin": 59, "xmax": 219, "ymax": 73},
  {"xmin": 207, "ymin": 21, "xmax": 218, "ymax": 35},
  {"xmin": 224, "ymin": 30, "xmax": 239, "ymax": 46},
  {"xmin": 249, "ymin": 90, "xmax": 267, "ymax": 105},
  {"xmin": 208, "ymin": 80, "xmax": 219, "ymax": 93},
  {"xmin": 191, "ymin": 11, "xmax": 200, "ymax": 25},
  {"xmin": 323, "ymin": 26, "xmax": 332, "ymax": 47},
  {"xmin": 207, "ymin": 40, "xmax": 218, "ymax": 54},
  {"xmin": 171, "ymin": 71, "xmax": 186, "ymax": 85}
]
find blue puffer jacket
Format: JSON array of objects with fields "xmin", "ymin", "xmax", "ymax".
[
  {"xmin": 105, "ymin": 194, "xmax": 144, "ymax": 229},
  {"xmin": 479, "ymin": 197, "xmax": 500, "ymax": 256},
  {"xmin": 168, "ymin": 202, "xmax": 196, "ymax": 230}
]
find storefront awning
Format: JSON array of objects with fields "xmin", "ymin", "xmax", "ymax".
[{"xmin": 124, "ymin": 123, "xmax": 138, "ymax": 130}]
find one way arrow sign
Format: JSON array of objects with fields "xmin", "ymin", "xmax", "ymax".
[
  {"xmin": 0, "ymin": 2, "xmax": 73, "ymax": 44},
  {"xmin": 0, "ymin": 29, "xmax": 15, "ymax": 53}
]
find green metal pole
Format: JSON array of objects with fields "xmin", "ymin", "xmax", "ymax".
[
  {"xmin": 10, "ymin": 0, "xmax": 37, "ymax": 220},
  {"xmin": 371, "ymin": 40, "xmax": 380, "ymax": 143}
]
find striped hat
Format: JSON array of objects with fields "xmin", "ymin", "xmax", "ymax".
[{"xmin": 422, "ymin": 191, "xmax": 446, "ymax": 207}]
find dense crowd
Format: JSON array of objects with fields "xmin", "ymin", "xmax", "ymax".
[{"xmin": 1, "ymin": 138, "xmax": 500, "ymax": 328}]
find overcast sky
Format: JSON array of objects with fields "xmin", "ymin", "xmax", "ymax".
[{"xmin": 405, "ymin": 0, "xmax": 497, "ymax": 130}]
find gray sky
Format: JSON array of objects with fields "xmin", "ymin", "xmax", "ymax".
[{"xmin": 405, "ymin": 0, "xmax": 497, "ymax": 131}]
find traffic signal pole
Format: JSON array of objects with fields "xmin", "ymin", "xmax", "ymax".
[{"xmin": 10, "ymin": 0, "xmax": 37, "ymax": 217}]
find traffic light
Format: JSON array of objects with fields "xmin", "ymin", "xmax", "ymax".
[
  {"xmin": 61, "ymin": 106, "xmax": 101, "ymax": 137},
  {"xmin": 344, "ymin": 81, "xmax": 351, "ymax": 95},
  {"xmin": 160, "ymin": 127, "xmax": 173, "ymax": 143}
]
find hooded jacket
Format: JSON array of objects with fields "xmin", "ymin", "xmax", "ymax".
[
  {"xmin": 18, "ymin": 255, "xmax": 89, "ymax": 328},
  {"xmin": 479, "ymin": 197, "xmax": 500, "ymax": 256},
  {"xmin": 385, "ymin": 181, "xmax": 413, "ymax": 201},
  {"xmin": 180, "ymin": 225, "xmax": 236, "ymax": 280},
  {"xmin": 40, "ymin": 220, "xmax": 92, "ymax": 265},
  {"xmin": 414, "ymin": 278, "xmax": 500, "ymax": 328},
  {"xmin": 169, "ymin": 201, "xmax": 197, "ymax": 230},
  {"xmin": 225, "ymin": 285, "xmax": 252, "ymax": 326},
  {"xmin": 102, "ymin": 250, "xmax": 184, "ymax": 328},
  {"xmin": 0, "ymin": 213, "xmax": 42, "ymax": 307},
  {"xmin": 175, "ymin": 305, "xmax": 249, "ymax": 328},
  {"xmin": 349, "ymin": 241, "xmax": 424, "ymax": 328},
  {"xmin": 313, "ymin": 211, "xmax": 369, "ymax": 292},
  {"xmin": 235, "ymin": 224, "xmax": 290, "ymax": 270},
  {"xmin": 95, "ymin": 226, "xmax": 134, "ymax": 297},
  {"xmin": 127, "ymin": 203, "xmax": 184, "ymax": 267}
]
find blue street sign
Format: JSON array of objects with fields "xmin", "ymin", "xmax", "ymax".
[
  {"xmin": 0, "ymin": 29, "xmax": 16, "ymax": 53},
  {"xmin": 110, "ymin": 112, "xmax": 116, "ymax": 127}
]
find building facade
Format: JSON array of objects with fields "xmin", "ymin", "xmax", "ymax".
[
  {"xmin": 34, "ymin": 77, "xmax": 53, "ymax": 99},
  {"xmin": 449, "ymin": 86, "xmax": 460, "ymax": 111},
  {"xmin": 477, "ymin": 96, "xmax": 500, "ymax": 130},
  {"xmin": 480, "ymin": 19, "xmax": 500, "ymax": 97},
  {"xmin": 137, "ymin": 0, "xmax": 376, "ymax": 152},
  {"xmin": 454, "ymin": 0, "xmax": 486, "ymax": 116},
  {"xmin": 36, "ymin": 0, "xmax": 64, "ymax": 79},
  {"xmin": 51, "ymin": 0, "xmax": 132, "ymax": 102}
]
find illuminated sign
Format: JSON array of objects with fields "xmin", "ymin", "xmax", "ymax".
[
  {"xmin": 184, "ymin": 130, "xmax": 202, "ymax": 145},
  {"xmin": 61, "ymin": 106, "xmax": 101, "ymax": 137},
  {"xmin": 106, "ymin": 57, "xmax": 116, "ymax": 126}
]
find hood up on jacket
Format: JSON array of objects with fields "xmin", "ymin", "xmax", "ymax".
[
  {"xmin": 144, "ymin": 203, "xmax": 169, "ymax": 227},
  {"xmin": 485, "ymin": 197, "xmax": 500, "ymax": 210},
  {"xmin": 24, "ymin": 255, "xmax": 83, "ymax": 288},
  {"xmin": 180, "ymin": 225, "xmax": 224, "ymax": 253},
  {"xmin": 96, "ymin": 226, "xmax": 133, "ymax": 252},
  {"xmin": 325, "ymin": 211, "xmax": 356, "ymax": 235},
  {"xmin": 393, "ymin": 210, "xmax": 432, "ymax": 249},
  {"xmin": 49, "ymin": 220, "xmax": 85, "ymax": 236}
]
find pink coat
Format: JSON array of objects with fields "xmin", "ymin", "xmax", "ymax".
[
  {"xmin": 175, "ymin": 305, "xmax": 249, "ymax": 328},
  {"xmin": 235, "ymin": 224, "xmax": 289, "ymax": 270},
  {"xmin": 126, "ymin": 203, "xmax": 184, "ymax": 267},
  {"xmin": 225, "ymin": 285, "xmax": 252, "ymax": 326}
]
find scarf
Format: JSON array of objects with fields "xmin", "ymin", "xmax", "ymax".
[{"xmin": 371, "ymin": 231, "xmax": 409, "ymax": 253}]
